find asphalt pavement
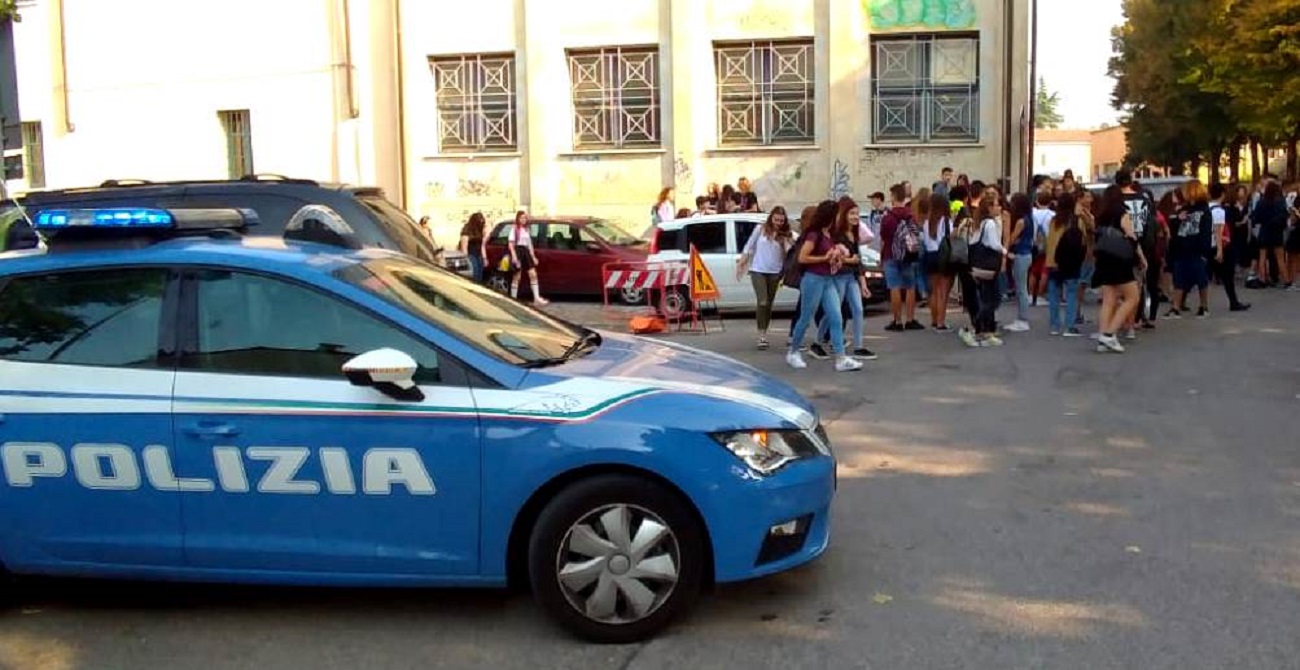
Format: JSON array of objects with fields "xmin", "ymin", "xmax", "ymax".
[{"xmin": 3, "ymin": 289, "xmax": 1299, "ymax": 670}]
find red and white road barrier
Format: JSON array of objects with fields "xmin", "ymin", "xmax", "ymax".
[{"xmin": 603, "ymin": 265, "xmax": 690, "ymax": 291}]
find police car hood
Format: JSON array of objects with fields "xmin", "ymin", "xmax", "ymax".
[{"xmin": 545, "ymin": 332, "xmax": 817, "ymax": 428}]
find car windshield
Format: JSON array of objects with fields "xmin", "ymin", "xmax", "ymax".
[
  {"xmin": 355, "ymin": 194, "xmax": 442, "ymax": 263},
  {"xmin": 336, "ymin": 257, "xmax": 584, "ymax": 366},
  {"xmin": 585, "ymin": 219, "xmax": 643, "ymax": 246}
]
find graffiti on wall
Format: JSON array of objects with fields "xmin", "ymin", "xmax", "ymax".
[
  {"xmin": 866, "ymin": 0, "xmax": 976, "ymax": 31},
  {"xmin": 858, "ymin": 147, "xmax": 957, "ymax": 193},
  {"xmin": 830, "ymin": 159, "xmax": 852, "ymax": 200},
  {"xmin": 674, "ymin": 153, "xmax": 694, "ymax": 194}
]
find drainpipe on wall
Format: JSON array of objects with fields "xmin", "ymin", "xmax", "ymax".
[
  {"xmin": 1027, "ymin": 0, "xmax": 1038, "ymax": 191},
  {"xmin": 392, "ymin": 0, "xmax": 408, "ymax": 209},
  {"xmin": 1001, "ymin": 0, "xmax": 1013, "ymax": 193},
  {"xmin": 52, "ymin": 0, "xmax": 72, "ymax": 133}
]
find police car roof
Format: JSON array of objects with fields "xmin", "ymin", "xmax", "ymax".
[{"xmin": 0, "ymin": 236, "xmax": 396, "ymax": 278}]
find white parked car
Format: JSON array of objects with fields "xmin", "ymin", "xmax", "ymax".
[{"xmin": 647, "ymin": 214, "xmax": 884, "ymax": 317}]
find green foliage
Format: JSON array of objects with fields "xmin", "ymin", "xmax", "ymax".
[
  {"xmin": 1110, "ymin": 0, "xmax": 1299, "ymax": 176},
  {"xmin": 0, "ymin": 0, "xmax": 17, "ymax": 21},
  {"xmin": 1035, "ymin": 78, "xmax": 1064, "ymax": 129}
]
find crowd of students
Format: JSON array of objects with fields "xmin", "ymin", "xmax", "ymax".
[{"xmin": 735, "ymin": 167, "xmax": 1299, "ymax": 371}]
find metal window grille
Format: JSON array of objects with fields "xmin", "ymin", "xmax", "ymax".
[
  {"xmin": 20, "ymin": 121, "xmax": 44, "ymax": 188},
  {"xmin": 714, "ymin": 39, "xmax": 815, "ymax": 147},
  {"xmin": 218, "ymin": 110, "xmax": 254, "ymax": 178},
  {"xmin": 567, "ymin": 46, "xmax": 661, "ymax": 150},
  {"xmin": 871, "ymin": 35, "xmax": 979, "ymax": 144},
  {"xmin": 430, "ymin": 53, "xmax": 517, "ymax": 153}
]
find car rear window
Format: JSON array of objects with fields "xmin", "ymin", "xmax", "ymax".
[
  {"xmin": 654, "ymin": 228, "xmax": 685, "ymax": 254},
  {"xmin": 355, "ymin": 194, "xmax": 441, "ymax": 264}
]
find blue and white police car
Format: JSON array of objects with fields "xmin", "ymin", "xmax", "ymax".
[{"xmin": 0, "ymin": 207, "xmax": 835, "ymax": 642}]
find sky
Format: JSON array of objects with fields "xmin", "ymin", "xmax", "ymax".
[{"xmin": 1036, "ymin": 0, "xmax": 1126, "ymax": 130}]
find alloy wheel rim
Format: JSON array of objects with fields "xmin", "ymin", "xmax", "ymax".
[{"xmin": 555, "ymin": 504, "xmax": 680, "ymax": 625}]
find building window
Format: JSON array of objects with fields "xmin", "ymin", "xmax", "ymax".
[
  {"xmin": 21, "ymin": 122, "xmax": 45, "ymax": 188},
  {"xmin": 218, "ymin": 110, "xmax": 254, "ymax": 179},
  {"xmin": 429, "ymin": 53, "xmax": 517, "ymax": 153},
  {"xmin": 871, "ymin": 34, "xmax": 979, "ymax": 144},
  {"xmin": 714, "ymin": 39, "xmax": 815, "ymax": 147},
  {"xmin": 566, "ymin": 46, "xmax": 661, "ymax": 150}
]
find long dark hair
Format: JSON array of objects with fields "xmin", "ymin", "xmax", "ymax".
[
  {"xmin": 461, "ymin": 212, "xmax": 486, "ymax": 237},
  {"xmin": 1100, "ymin": 184, "xmax": 1127, "ymax": 222},
  {"xmin": 927, "ymin": 192, "xmax": 948, "ymax": 237},
  {"xmin": 513, "ymin": 210, "xmax": 528, "ymax": 228},
  {"xmin": 1010, "ymin": 193, "xmax": 1033, "ymax": 233},
  {"xmin": 1263, "ymin": 181, "xmax": 1284, "ymax": 203},
  {"xmin": 1052, "ymin": 193, "xmax": 1077, "ymax": 230},
  {"xmin": 804, "ymin": 200, "xmax": 838, "ymax": 237},
  {"xmin": 833, "ymin": 196, "xmax": 859, "ymax": 242}
]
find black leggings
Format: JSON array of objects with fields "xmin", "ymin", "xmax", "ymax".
[
  {"xmin": 957, "ymin": 271, "xmax": 980, "ymax": 324},
  {"xmin": 974, "ymin": 275, "xmax": 1001, "ymax": 335},
  {"xmin": 1144, "ymin": 259, "xmax": 1162, "ymax": 322},
  {"xmin": 1212, "ymin": 254, "xmax": 1241, "ymax": 307}
]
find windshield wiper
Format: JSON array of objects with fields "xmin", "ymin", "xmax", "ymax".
[{"xmin": 519, "ymin": 330, "xmax": 602, "ymax": 369}]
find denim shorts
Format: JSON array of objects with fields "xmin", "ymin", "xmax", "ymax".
[{"xmin": 884, "ymin": 260, "xmax": 917, "ymax": 290}]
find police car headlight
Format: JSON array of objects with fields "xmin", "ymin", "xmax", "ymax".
[{"xmin": 712, "ymin": 429, "xmax": 825, "ymax": 476}]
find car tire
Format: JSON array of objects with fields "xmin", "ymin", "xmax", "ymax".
[
  {"xmin": 619, "ymin": 287, "xmax": 646, "ymax": 305},
  {"xmin": 528, "ymin": 474, "xmax": 705, "ymax": 644},
  {"xmin": 487, "ymin": 273, "xmax": 510, "ymax": 295},
  {"xmin": 658, "ymin": 287, "xmax": 692, "ymax": 321}
]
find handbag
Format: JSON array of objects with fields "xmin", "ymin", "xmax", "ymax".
[
  {"xmin": 780, "ymin": 233, "xmax": 810, "ymax": 289},
  {"xmin": 940, "ymin": 220, "xmax": 969, "ymax": 271},
  {"xmin": 968, "ymin": 220, "xmax": 1003, "ymax": 280},
  {"xmin": 1095, "ymin": 225, "xmax": 1135, "ymax": 264}
]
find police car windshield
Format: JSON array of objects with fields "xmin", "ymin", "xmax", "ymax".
[
  {"xmin": 337, "ymin": 258, "xmax": 583, "ymax": 366},
  {"xmin": 354, "ymin": 195, "xmax": 441, "ymax": 263}
]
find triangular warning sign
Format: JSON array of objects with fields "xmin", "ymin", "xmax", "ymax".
[{"xmin": 688, "ymin": 244, "xmax": 720, "ymax": 301}]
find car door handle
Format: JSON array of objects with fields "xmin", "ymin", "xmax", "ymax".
[{"xmin": 183, "ymin": 422, "xmax": 241, "ymax": 438}]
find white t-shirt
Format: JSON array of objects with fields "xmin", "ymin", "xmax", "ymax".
[
  {"xmin": 1209, "ymin": 201, "xmax": 1226, "ymax": 250},
  {"xmin": 1032, "ymin": 207, "xmax": 1054, "ymax": 239},
  {"xmin": 975, "ymin": 218, "xmax": 1005, "ymax": 253},
  {"xmin": 509, "ymin": 225, "xmax": 533, "ymax": 248},
  {"xmin": 743, "ymin": 227, "xmax": 789, "ymax": 274},
  {"xmin": 922, "ymin": 217, "xmax": 951, "ymax": 252},
  {"xmin": 857, "ymin": 221, "xmax": 876, "ymax": 246}
]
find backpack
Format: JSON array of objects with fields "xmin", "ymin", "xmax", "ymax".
[
  {"xmin": 781, "ymin": 232, "xmax": 812, "ymax": 289},
  {"xmin": 892, "ymin": 213, "xmax": 921, "ymax": 264}
]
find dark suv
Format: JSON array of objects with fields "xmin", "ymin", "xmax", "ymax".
[{"xmin": 16, "ymin": 176, "xmax": 470, "ymax": 274}]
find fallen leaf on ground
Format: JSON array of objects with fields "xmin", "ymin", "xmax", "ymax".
[{"xmin": 872, "ymin": 593, "xmax": 894, "ymax": 605}]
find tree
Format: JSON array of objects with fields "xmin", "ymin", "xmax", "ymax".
[
  {"xmin": 1110, "ymin": 0, "xmax": 1239, "ymax": 176},
  {"xmin": 0, "ymin": 0, "xmax": 18, "ymax": 21},
  {"xmin": 1035, "ymin": 78, "xmax": 1064, "ymax": 129}
]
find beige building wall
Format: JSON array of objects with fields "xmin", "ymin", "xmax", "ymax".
[
  {"xmin": 407, "ymin": 0, "xmax": 1031, "ymax": 246},
  {"xmin": 7, "ymin": 0, "xmax": 403, "ymax": 201}
]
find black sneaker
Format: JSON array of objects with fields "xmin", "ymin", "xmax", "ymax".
[
  {"xmin": 808, "ymin": 342, "xmax": 830, "ymax": 360},
  {"xmin": 885, "ymin": 321, "xmax": 904, "ymax": 332},
  {"xmin": 1196, "ymin": 307, "xmax": 1209, "ymax": 319},
  {"xmin": 904, "ymin": 320, "xmax": 926, "ymax": 331},
  {"xmin": 852, "ymin": 348, "xmax": 879, "ymax": 361},
  {"xmin": 1230, "ymin": 303, "xmax": 1252, "ymax": 312},
  {"xmin": 1140, "ymin": 321, "xmax": 1156, "ymax": 330}
]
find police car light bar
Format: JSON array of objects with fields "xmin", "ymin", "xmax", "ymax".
[
  {"xmin": 35, "ymin": 208, "xmax": 174, "ymax": 228},
  {"xmin": 33, "ymin": 208, "xmax": 259, "ymax": 231}
]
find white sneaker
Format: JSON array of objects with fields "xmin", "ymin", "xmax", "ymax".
[
  {"xmin": 958, "ymin": 328, "xmax": 980, "ymax": 348},
  {"xmin": 1123, "ymin": 328, "xmax": 1138, "ymax": 341},
  {"xmin": 1005, "ymin": 320, "xmax": 1031, "ymax": 332},
  {"xmin": 1100, "ymin": 335, "xmax": 1126, "ymax": 353},
  {"xmin": 786, "ymin": 351, "xmax": 808, "ymax": 369},
  {"xmin": 835, "ymin": 356, "xmax": 863, "ymax": 372}
]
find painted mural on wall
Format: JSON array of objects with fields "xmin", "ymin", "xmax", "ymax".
[{"xmin": 866, "ymin": 0, "xmax": 976, "ymax": 30}]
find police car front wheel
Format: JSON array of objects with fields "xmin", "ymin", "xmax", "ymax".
[{"xmin": 528, "ymin": 474, "xmax": 704, "ymax": 643}]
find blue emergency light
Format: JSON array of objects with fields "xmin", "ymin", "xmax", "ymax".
[{"xmin": 35, "ymin": 208, "xmax": 175, "ymax": 229}]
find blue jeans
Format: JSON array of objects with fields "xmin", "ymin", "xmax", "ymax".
[
  {"xmin": 469, "ymin": 254, "xmax": 485, "ymax": 283},
  {"xmin": 791, "ymin": 273, "xmax": 845, "ymax": 355},
  {"xmin": 1013, "ymin": 253, "xmax": 1033, "ymax": 322},
  {"xmin": 818, "ymin": 273, "xmax": 864, "ymax": 349},
  {"xmin": 1047, "ymin": 271, "xmax": 1079, "ymax": 333},
  {"xmin": 914, "ymin": 257, "xmax": 930, "ymax": 298}
]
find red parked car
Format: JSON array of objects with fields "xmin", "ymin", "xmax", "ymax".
[{"xmin": 484, "ymin": 216, "xmax": 650, "ymax": 302}]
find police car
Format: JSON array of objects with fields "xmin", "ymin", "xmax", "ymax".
[{"xmin": 0, "ymin": 207, "xmax": 835, "ymax": 642}]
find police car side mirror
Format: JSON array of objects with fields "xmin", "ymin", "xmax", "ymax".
[{"xmin": 342, "ymin": 348, "xmax": 425, "ymax": 402}]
